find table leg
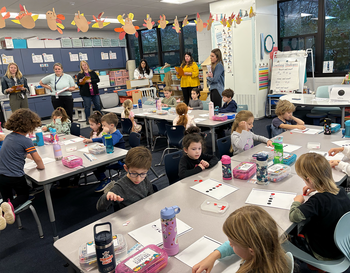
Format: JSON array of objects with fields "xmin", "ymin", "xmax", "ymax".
[
  {"xmin": 149, "ymin": 120, "xmax": 154, "ymax": 150},
  {"xmin": 211, "ymin": 127, "xmax": 216, "ymax": 155},
  {"xmin": 269, "ymin": 97, "xmax": 271, "ymax": 116},
  {"xmin": 143, "ymin": 117, "xmax": 150, "ymax": 148},
  {"xmin": 342, "ymin": 107, "xmax": 345, "ymax": 128},
  {"xmin": 43, "ymin": 183, "xmax": 59, "ymax": 241}
]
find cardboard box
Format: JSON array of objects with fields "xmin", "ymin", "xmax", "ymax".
[
  {"xmin": 152, "ymin": 74, "xmax": 162, "ymax": 82},
  {"xmin": 44, "ymin": 40, "xmax": 61, "ymax": 48},
  {"xmin": 27, "ymin": 39, "xmax": 45, "ymax": 48},
  {"xmin": 0, "ymin": 37, "xmax": 14, "ymax": 49}
]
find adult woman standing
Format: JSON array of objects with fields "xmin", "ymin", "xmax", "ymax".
[
  {"xmin": 134, "ymin": 59, "xmax": 153, "ymax": 86},
  {"xmin": 39, "ymin": 63, "xmax": 76, "ymax": 121},
  {"xmin": 1, "ymin": 63, "xmax": 29, "ymax": 112},
  {"xmin": 77, "ymin": 61, "xmax": 101, "ymax": 123},
  {"xmin": 177, "ymin": 52, "xmax": 200, "ymax": 106},
  {"xmin": 207, "ymin": 48, "xmax": 225, "ymax": 108}
]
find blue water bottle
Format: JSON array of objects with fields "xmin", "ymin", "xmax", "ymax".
[
  {"xmin": 104, "ymin": 135, "xmax": 114, "ymax": 154},
  {"xmin": 94, "ymin": 222, "xmax": 116, "ymax": 273},
  {"xmin": 138, "ymin": 98, "xmax": 142, "ymax": 108},
  {"xmin": 36, "ymin": 128, "xmax": 44, "ymax": 146}
]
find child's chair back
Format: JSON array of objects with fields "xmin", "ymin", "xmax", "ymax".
[{"xmin": 164, "ymin": 150, "xmax": 183, "ymax": 185}]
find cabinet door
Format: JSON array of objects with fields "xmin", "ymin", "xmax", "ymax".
[
  {"xmin": 0, "ymin": 49, "xmax": 25, "ymax": 77},
  {"xmin": 28, "ymin": 101, "xmax": 36, "ymax": 113},
  {"xmin": 35, "ymin": 96, "xmax": 54, "ymax": 118},
  {"xmin": 108, "ymin": 47, "xmax": 126, "ymax": 69},
  {"xmin": 43, "ymin": 49, "xmax": 62, "ymax": 73},
  {"xmin": 61, "ymin": 48, "xmax": 96, "ymax": 72}
]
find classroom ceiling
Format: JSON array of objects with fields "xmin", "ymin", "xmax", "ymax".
[{"xmin": 4, "ymin": 0, "xmax": 217, "ymax": 30}]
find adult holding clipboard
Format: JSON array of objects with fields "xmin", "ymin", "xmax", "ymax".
[
  {"xmin": 39, "ymin": 63, "xmax": 76, "ymax": 121},
  {"xmin": 207, "ymin": 48, "xmax": 225, "ymax": 108},
  {"xmin": 77, "ymin": 61, "xmax": 101, "ymax": 124},
  {"xmin": 176, "ymin": 52, "xmax": 200, "ymax": 106},
  {"xmin": 1, "ymin": 63, "xmax": 29, "ymax": 112},
  {"xmin": 134, "ymin": 59, "xmax": 153, "ymax": 86}
]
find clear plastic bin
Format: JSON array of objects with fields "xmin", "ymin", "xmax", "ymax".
[
  {"xmin": 233, "ymin": 162, "xmax": 256, "ymax": 180},
  {"xmin": 88, "ymin": 144, "xmax": 106, "ymax": 155},
  {"xmin": 267, "ymin": 164, "xmax": 291, "ymax": 182}
]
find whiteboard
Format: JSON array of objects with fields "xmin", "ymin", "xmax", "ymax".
[{"xmin": 271, "ymin": 50, "xmax": 307, "ymax": 94}]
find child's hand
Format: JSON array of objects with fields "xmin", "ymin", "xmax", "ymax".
[
  {"xmin": 79, "ymin": 135, "xmax": 85, "ymax": 139},
  {"xmin": 296, "ymin": 125, "xmax": 306, "ymax": 130},
  {"xmin": 328, "ymin": 147, "xmax": 344, "ymax": 156},
  {"xmin": 294, "ymin": 194, "xmax": 305, "ymax": 203},
  {"xmin": 239, "ymin": 121, "xmax": 249, "ymax": 131},
  {"xmin": 267, "ymin": 140, "xmax": 273, "ymax": 147},
  {"xmin": 198, "ymin": 163, "xmax": 205, "ymax": 170},
  {"xmin": 42, "ymin": 126, "xmax": 47, "ymax": 132},
  {"xmin": 329, "ymin": 160, "xmax": 341, "ymax": 168},
  {"xmin": 36, "ymin": 165, "xmax": 45, "ymax": 170},
  {"xmin": 162, "ymin": 104, "xmax": 168, "ymax": 107},
  {"xmin": 192, "ymin": 250, "xmax": 220, "ymax": 273},
  {"xmin": 200, "ymin": 160, "xmax": 209, "ymax": 168},
  {"xmin": 106, "ymin": 192, "xmax": 124, "ymax": 202},
  {"xmin": 83, "ymin": 138, "xmax": 92, "ymax": 143},
  {"xmin": 302, "ymin": 186, "xmax": 315, "ymax": 196},
  {"xmin": 188, "ymin": 107, "xmax": 193, "ymax": 110}
]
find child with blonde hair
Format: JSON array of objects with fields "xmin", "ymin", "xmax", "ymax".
[
  {"xmin": 42, "ymin": 107, "xmax": 71, "ymax": 135},
  {"xmin": 193, "ymin": 205, "xmax": 290, "ymax": 273},
  {"xmin": 271, "ymin": 100, "xmax": 305, "ymax": 137},
  {"xmin": 121, "ymin": 99, "xmax": 142, "ymax": 133},
  {"xmin": 173, "ymin": 102, "xmax": 196, "ymax": 129},
  {"xmin": 290, "ymin": 153, "xmax": 350, "ymax": 260},
  {"xmin": 231, "ymin": 110, "xmax": 272, "ymax": 155},
  {"xmin": 161, "ymin": 87, "xmax": 177, "ymax": 107}
]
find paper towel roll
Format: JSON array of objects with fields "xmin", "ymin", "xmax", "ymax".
[
  {"xmin": 29, "ymin": 84, "xmax": 36, "ymax": 96},
  {"xmin": 126, "ymin": 60, "xmax": 136, "ymax": 80}
]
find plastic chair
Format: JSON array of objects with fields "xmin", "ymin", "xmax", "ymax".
[
  {"xmin": 311, "ymin": 85, "xmax": 341, "ymax": 113},
  {"xmin": 164, "ymin": 150, "xmax": 183, "ymax": 185},
  {"xmin": 282, "ymin": 211, "xmax": 350, "ymax": 272},
  {"xmin": 266, "ymin": 124, "xmax": 272, "ymax": 139},
  {"xmin": 202, "ymin": 101, "xmax": 209, "ymax": 110},
  {"xmin": 70, "ymin": 122, "xmax": 81, "ymax": 136},
  {"xmin": 217, "ymin": 136, "xmax": 233, "ymax": 157},
  {"xmin": 100, "ymin": 93, "xmax": 119, "ymax": 113},
  {"xmin": 328, "ymin": 110, "xmax": 342, "ymax": 124},
  {"xmin": 306, "ymin": 113, "xmax": 327, "ymax": 125},
  {"xmin": 155, "ymin": 125, "xmax": 185, "ymax": 166},
  {"xmin": 152, "ymin": 120, "xmax": 168, "ymax": 151},
  {"xmin": 120, "ymin": 118, "xmax": 133, "ymax": 137},
  {"xmin": 285, "ymin": 252, "xmax": 294, "ymax": 273},
  {"xmin": 237, "ymin": 105, "xmax": 248, "ymax": 112}
]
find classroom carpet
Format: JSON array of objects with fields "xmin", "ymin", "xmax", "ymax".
[{"xmin": 0, "ymin": 117, "xmax": 345, "ymax": 273}]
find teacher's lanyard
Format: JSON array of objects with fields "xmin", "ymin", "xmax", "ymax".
[{"xmin": 55, "ymin": 75, "xmax": 62, "ymax": 91}]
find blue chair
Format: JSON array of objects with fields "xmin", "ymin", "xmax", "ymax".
[
  {"xmin": 328, "ymin": 110, "xmax": 342, "ymax": 124},
  {"xmin": 237, "ymin": 105, "xmax": 248, "ymax": 112},
  {"xmin": 311, "ymin": 85, "xmax": 341, "ymax": 113},
  {"xmin": 155, "ymin": 125, "xmax": 185, "ymax": 166},
  {"xmin": 164, "ymin": 150, "xmax": 183, "ymax": 185},
  {"xmin": 70, "ymin": 122, "xmax": 81, "ymax": 136},
  {"xmin": 282, "ymin": 211, "xmax": 350, "ymax": 272},
  {"xmin": 266, "ymin": 124, "xmax": 272, "ymax": 139},
  {"xmin": 120, "ymin": 118, "xmax": 133, "ymax": 137},
  {"xmin": 217, "ymin": 136, "xmax": 232, "ymax": 157},
  {"xmin": 152, "ymin": 120, "xmax": 168, "ymax": 151}
]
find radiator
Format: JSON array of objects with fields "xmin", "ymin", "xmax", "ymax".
[{"xmin": 235, "ymin": 94, "xmax": 257, "ymax": 115}]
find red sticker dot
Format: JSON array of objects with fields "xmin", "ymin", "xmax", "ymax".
[
  {"xmin": 214, "ymin": 203, "xmax": 217, "ymax": 206},
  {"xmin": 271, "ymin": 193, "xmax": 275, "ymax": 195},
  {"xmin": 199, "ymin": 180, "xmax": 203, "ymax": 182},
  {"xmin": 219, "ymin": 184, "xmax": 222, "ymax": 186},
  {"xmin": 194, "ymin": 180, "xmax": 198, "ymax": 182}
]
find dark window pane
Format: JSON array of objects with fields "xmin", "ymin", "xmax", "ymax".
[
  {"xmin": 324, "ymin": 0, "xmax": 350, "ymax": 73},
  {"xmin": 127, "ymin": 34, "xmax": 140, "ymax": 67},
  {"xmin": 163, "ymin": 51, "xmax": 181, "ymax": 66},
  {"xmin": 141, "ymin": 29, "xmax": 158, "ymax": 54},
  {"xmin": 183, "ymin": 20, "xmax": 198, "ymax": 62},
  {"xmin": 279, "ymin": 0, "xmax": 318, "ymax": 38},
  {"xmin": 143, "ymin": 54, "xmax": 159, "ymax": 68},
  {"xmin": 161, "ymin": 25, "xmax": 180, "ymax": 51}
]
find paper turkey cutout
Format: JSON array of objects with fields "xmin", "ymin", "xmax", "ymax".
[
  {"xmin": 115, "ymin": 13, "xmax": 139, "ymax": 40},
  {"xmin": 207, "ymin": 13, "xmax": 214, "ymax": 31},
  {"xmin": 143, "ymin": 14, "xmax": 154, "ymax": 30},
  {"xmin": 249, "ymin": 6, "xmax": 256, "ymax": 18},
  {"xmin": 173, "ymin": 16, "xmax": 181, "ymax": 33},
  {"xmin": 46, "ymin": 8, "xmax": 65, "ymax": 34},
  {"xmin": 12, "ymin": 4, "xmax": 38, "ymax": 29},
  {"xmin": 220, "ymin": 15, "xmax": 227, "ymax": 27},
  {"xmin": 227, "ymin": 13, "xmax": 235, "ymax": 28},
  {"xmin": 236, "ymin": 12, "xmax": 242, "ymax": 24},
  {"xmin": 92, "ymin": 12, "xmax": 110, "ymax": 29},
  {"xmin": 182, "ymin": 15, "xmax": 189, "ymax": 27},
  {"xmin": 194, "ymin": 13, "xmax": 207, "ymax": 32},
  {"xmin": 158, "ymin": 14, "xmax": 168, "ymax": 29},
  {"xmin": 0, "ymin": 7, "xmax": 10, "ymax": 29},
  {"xmin": 71, "ymin": 11, "xmax": 91, "ymax": 32}
]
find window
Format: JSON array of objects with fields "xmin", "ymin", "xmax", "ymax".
[
  {"xmin": 162, "ymin": 52, "xmax": 181, "ymax": 66},
  {"xmin": 126, "ymin": 34, "xmax": 140, "ymax": 67},
  {"xmin": 161, "ymin": 24, "xmax": 180, "ymax": 51},
  {"xmin": 183, "ymin": 21, "xmax": 198, "ymax": 62},
  {"xmin": 141, "ymin": 29, "xmax": 158, "ymax": 54}
]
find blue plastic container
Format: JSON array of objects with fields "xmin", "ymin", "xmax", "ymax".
[{"xmin": 282, "ymin": 153, "xmax": 297, "ymax": 166}]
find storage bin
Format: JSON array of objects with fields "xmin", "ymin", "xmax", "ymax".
[
  {"xmin": 60, "ymin": 38, "xmax": 72, "ymax": 48},
  {"xmin": 122, "ymin": 70, "xmax": 128, "ymax": 77},
  {"xmin": 0, "ymin": 37, "xmax": 14, "ymax": 49},
  {"xmin": 111, "ymin": 39, "xmax": 119, "ymax": 47},
  {"xmin": 233, "ymin": 162, "xmax": 256, "ymax": 180},
  {"xmin": 102, "ymin": 38, "xmax": 111, "ymax": 47},
  {"xmin": 92, "ymin": 39, "xmax": 102, "ymax": 47},
  {"xmin": 62, "ymin": 155, "xmax": 83, "ymax": 168},
  {"xmin": 267, "ymin": 164, "xmax": 291, "ymax": 182},
  {"xmin": 44, "ymin": 40, "xmax": 61, "ymax": 48},
  {"xmin": 110, "ymin": 70, "xmax": 123, "ymax": 77},
  {"xmin": 83, "ymin": 39, "xmax": 93, "ymax": 47},
  {"xmin": 72, "ymin": 38, "xmax": 83, "ymax": 48},
  {"xmin": 27, "ymin": 39, "xmax": 45, "ymax": 48},
  {"xmin": 117, "ymin": 77, "xmax": 124, "ymax": 86},
  {"xmin": 13, "ymin": 39, "xmax": 27, "ymax": 49},
  {"xmin": 88, "ymin": 144, "xmax": 106, "ymax": 155},
  {"xmin": 119, "ymin": 96, "xmax": 132, "ymax": 103},
  {"xmin": 282, "ymin": 153, "xmax": 297, "ymax": 166}
]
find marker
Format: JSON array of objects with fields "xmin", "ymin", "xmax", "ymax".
[
  {"xmin": 292, "ymin": 98, "xmax": 301, "ymax": 100},
  {"xmin": 83, "ymin": 153, "xmax": 92, "ymax": 161}
]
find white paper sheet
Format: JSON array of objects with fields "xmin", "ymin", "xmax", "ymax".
[
  {"xmin": 109, "ymin": 52, "xmax": 117, "ymax": 59},
  {"xmin": 24, "ymin": 157, "xmax": 55, "ymax": 170},
  {"xmin": 199, "ymin": 114, "xmax": 209, "ymax": 117},
  {"xmin": 245, "ymin": 188, "xmax": 297, "ymax": 210},
  {"xmin": 309, "ymin": 150, "xmax": 345, "ymax": 161},
  {"xmin": 101, "ymin": 52, "xmax": 109, "ymax": 60},
  {"xmin": 32, "ymin": 54, "xmax": 43, "ymax": 63},
  {"xmin": 190, "ymin": 179, "xmax": 239, "ymax": 200},
  {"xmin": 332, "ymin": 140, "xmax": 350, "ymax": 147},
  {"xmin": 79, "ymin": 53, "xmax": 88, "ymax": 61},
  {"xmin": 69, "ymin": 54, "xmax": 79, "ymax": 62},
  {"xmin": 291, "ymin": 128, "xmax": 323, "ymax": 135},
  {"xmin": 43, "ymin": 54, "xmax": 54, "ymax": 62},
  {"xmin": 194, "ymin": 118, "xmax": 206, "ymax": 123},
  {"xmin": 55, "ymin": 87, "xmax": 69, "ymax": 98},
  {"xmin": 175, "ymin": 236, "xmax": 222, "ymax": 268},
  {"xmin": 61, "ymin": 137, "xmax": 84, "ymax": 145},
  {"xmin": 78, "ymin": 147, "xmax": 90, "ymax": 153},
  {"xmin": 128, "ymin": 218, "xmax": 192, "ymax": 247},
  {"xmin": 2, "ymin": 55, "xmax": 14, "ymax": 64}
]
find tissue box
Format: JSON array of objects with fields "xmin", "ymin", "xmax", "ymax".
[
  {"xmin": 233, "ymin": 162, "xmax": 256, "ymax": 180},
  {"xmin": 62, "ymin": 155, "xmax": 83, "ymax": 168}
]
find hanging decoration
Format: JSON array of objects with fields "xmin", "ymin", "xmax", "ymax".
[
  {"xmin": 71, "ymin": 11, "xmax": 91, "ymax": 32},
  {"xmin": 143, "ymin": 14, "xmax": 154, "ymax": 30},
  {"xmin": 115, "ymin": 13, "xmax": 139, "ymax": 40},
  {"xmin": 158, "ymin": 14, "xmax": 168, "ymax": 29},
  {"xmin": 92, "ymin": 12, "xmax": 110, "ymax": 29},
  {"xmin": 194, "ymin": 13, "xmax": 207, "ymax": 32},
  {"xmin": 173, "ymin": 16, "xmax": 181, "ymax": 33},
  {"xmin": 220, "ymin": 15, "xmax": 227, "ymax": 27},
  {"xmin": 182, "ymin": 15, "xmax": 189, "ymax": 27},
  {"xmin": 0, "ymin": 7, "xmax": 10, "ymax": 29},
  {"xmin": 12, "ymin": 4, "xmax": 38, "ymax": 29},
  {"xmin": 236, "ymin": 11, "xmax": 242, "ymax": 24},
  {"xmin": 46, "ymin": 8, "xmax": 65, "ymax": 34},
  {"xmin": 249, "ymin": 6, "xmax": 256, "ymax": 18},
  {"xmin": 227, "ymin": 13, "xmax": 235, "ymax": 28},
  {"xmin": 207, "ymin": 13, "xmax": 214, "ymax": 31},
  {"xmin": 244, "ymin": 10, "xmax": 249, "ymax": 17}
]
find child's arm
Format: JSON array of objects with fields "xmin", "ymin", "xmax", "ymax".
[
  {"xmin": 111, "ymin": 131, "xmax": 123, "ymax": 146},
  {"xmin": 329, "ymin": 147, "xmax": 346, "ymax": 157},
  {"xmin": 251, "ymin": 132, "xmax": 273, "ymax": 147},
  {"xmin": 91, "ymin": 137, "xmax": 103, "ymax": 143},
  {"xmin": 279, "ymin": 123, "xmax": 306, "ymax": 130},
  {"xmin": 201, "ymin": 154, "xmax": 219, "ymax": 168},
  {"xmin": 54, "ymin": 119, "xmax": 71, "ymax": 134},
  {"xmin": 292, "ymin": 115, "xmax": 305, "ymax": 125},
  {"xmin": 230, "ymin": 130, "xmax": 250, "ymax": 153},
  {"xmin": 96, "ymin": 184, "xmax": 123, "ymax": 211},
  {"xmin": 31, "ymin": 151, "xmax": 45, "ymax": 170},
  {"xmin": 195, "ymin": 100, "xmax": 203, "ymax": 110},
  {"xmin": 42, "ymin": 121, "xmax": 54, "ymax": 132},
  {"xmin": 330, "ymin": 160, "xmax": 350, "ymax": 176},
  {"xmin": 218, "ymin": 101, "xmax": 237, "ymax": 113},
  {"xmin": 192, "ymin": 250, "xmax": 221, "ymax": 273},
  {"xmin": 168, "ymin": 97, "xmax": 177, "ymax": 107},
  {"xmin": 178, "ymin": 156, "xmax": 204, "ymax": 179}
]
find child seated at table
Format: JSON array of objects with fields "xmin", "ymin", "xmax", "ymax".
[
  {"xmin": 218, "ymin": 88, "xmax": 237, "ymax": 113},
  {"xmin": 179, "ymin": 126, "xmax": 218, "ymax": 179},
  {"xmin": 121, "ymin": 99, "xmax": 142, "ymax": 133},
  {"xmin": 0, "ymin": 109, "xmax": 44, "ymax": 230},
  {"xmin": 42, "ymin": 107, "xmax": 71, "ymax": 135},
  {"xmin": 290, "ymin": 153, "xmax": 350, "ymax": 260},
  {"xmin": 84, "ymin": 113, "xmax": 125, "ymax": 192},
  {"xmin": 271, "ymin": 100, "xmax": 305, "ymax": 137},
  {"xmin": 87, "ymin": 111, "xmax": 103, "ymax": 138},
  {"xmin": 231, "ymin": 110, "xmax": 273, "ymax": 155},
  {"xmin": 192, "ymin": 205, "xmax": 291, "ymax": 273},
  {"xmin": 161, "ymin": 87, "xmax": 177, "ymax": 107},
  {"xmin": 188, "ymin": 88, "xmax": 203, "ymax": 110},
  {"xmin": 328, "ymin": 146, "xmax": 350, "ymax": 175},
  {"xmin": 173, "ymin": 102, "xmax": 196, "ymax": 129},
  {"xmin": 96, "ymin": 146, "xmax": 154, "ymax": 211}
]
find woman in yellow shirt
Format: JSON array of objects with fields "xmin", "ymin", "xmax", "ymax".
[{"xmin": 177, "ymin": 52, "xmax": 200, "ymax": 105}]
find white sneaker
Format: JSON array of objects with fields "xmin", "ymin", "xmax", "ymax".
[
  {"xmin": 0, "ymin": 208, "xmax": 7, "ymax": 230},
  {"xmin": 1, "ymin": 202, "xmax": 15, "ymax": 225}
]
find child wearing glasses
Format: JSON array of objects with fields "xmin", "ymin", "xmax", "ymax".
[{"xmin": 96, "ymin": 146, "xmax": 154, "ymax": 212}]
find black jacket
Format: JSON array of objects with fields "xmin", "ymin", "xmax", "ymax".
[{"xmin": 77, "ymin": 70, "xmax": 100, "ymax": 97}]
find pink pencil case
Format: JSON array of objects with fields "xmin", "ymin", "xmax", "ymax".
[
  {"xmin": 212, "ymin": 115, "xmax": 228, "ymax": 121},
  {"xmin": 116, "ymin": 244, "xmax": 168, "ymax": 273},
  {"xmin": 233, "ymin": 162, "xmax": 256, "ymax": 180},
  {"xmin": 62, "ymin": 155, "xmax": 83, "ymax": 168}
]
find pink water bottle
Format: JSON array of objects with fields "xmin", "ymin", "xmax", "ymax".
[
  {"xmin": 209, "ymin": 101, "xmax": 214, "ymax": 120},
  {"xmin": 161, "ymin": 206, "xmax": 180, "ymax": 256},
  {"xmin": 156, "ymin": 98, "xmax": 161, "ymax": 110},
  {"xmin": 221, "ymin": 155, "xmax": 232, "ymax": 180}
]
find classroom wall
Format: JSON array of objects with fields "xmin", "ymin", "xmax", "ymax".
[{"xmin": 196, "ymin": 13, "xmax": 212, "ymax": 64}]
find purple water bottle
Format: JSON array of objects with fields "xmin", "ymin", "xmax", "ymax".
[
  {"xmin": 161, "ymin": 206, "xmax": 180, "ymax": 256},
  {"xmin": 221, "ymin": 155, "xmax": 232, "ymax": 180}
]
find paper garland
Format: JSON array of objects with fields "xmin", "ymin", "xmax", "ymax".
[
  {"xmin": 71, "ymin": 11, "xmax": 91, "ymax": 32},
  {"xmin": 158, "ymin": 14, "xmax": 168, "ymax": 29},
  {"xmin": 182, "ymin": 15, "xmax": 189, "ymax": 27},
  {"xmin": 92, "ymin": 12, "xmax": 110, "ymax": 29},
  {"xmin": 207, "ymin": 13, "xmax": 214, "ymax": 30},
  {"xmin": 0, "ymin": 7, "xmax": 10, "ymax": 29},
  {"xmin": 173, "ymin": 16, "xmax": 181, "ymax": 33},
  {"xmin": 12, "ymin": 4, "xmax": 38, "ymax": 29},
  {"xmin": 143, "ymin": 14, "xmax": 155, "ymax": 30},
  {"xmin": 195, "ymin": 13, "xmax": 207, "ymax": 32},
  {"xmin": 46, "ymin": 8, "xmax": 65, "ymax": 34},
  {"xmin": 115, "ymin": 13, "xmax": 139, "ymax": 40}
]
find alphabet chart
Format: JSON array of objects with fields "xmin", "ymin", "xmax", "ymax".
[{"xmin": 190, "ymin": 179, "xmax": 239, "ymax": 200}]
